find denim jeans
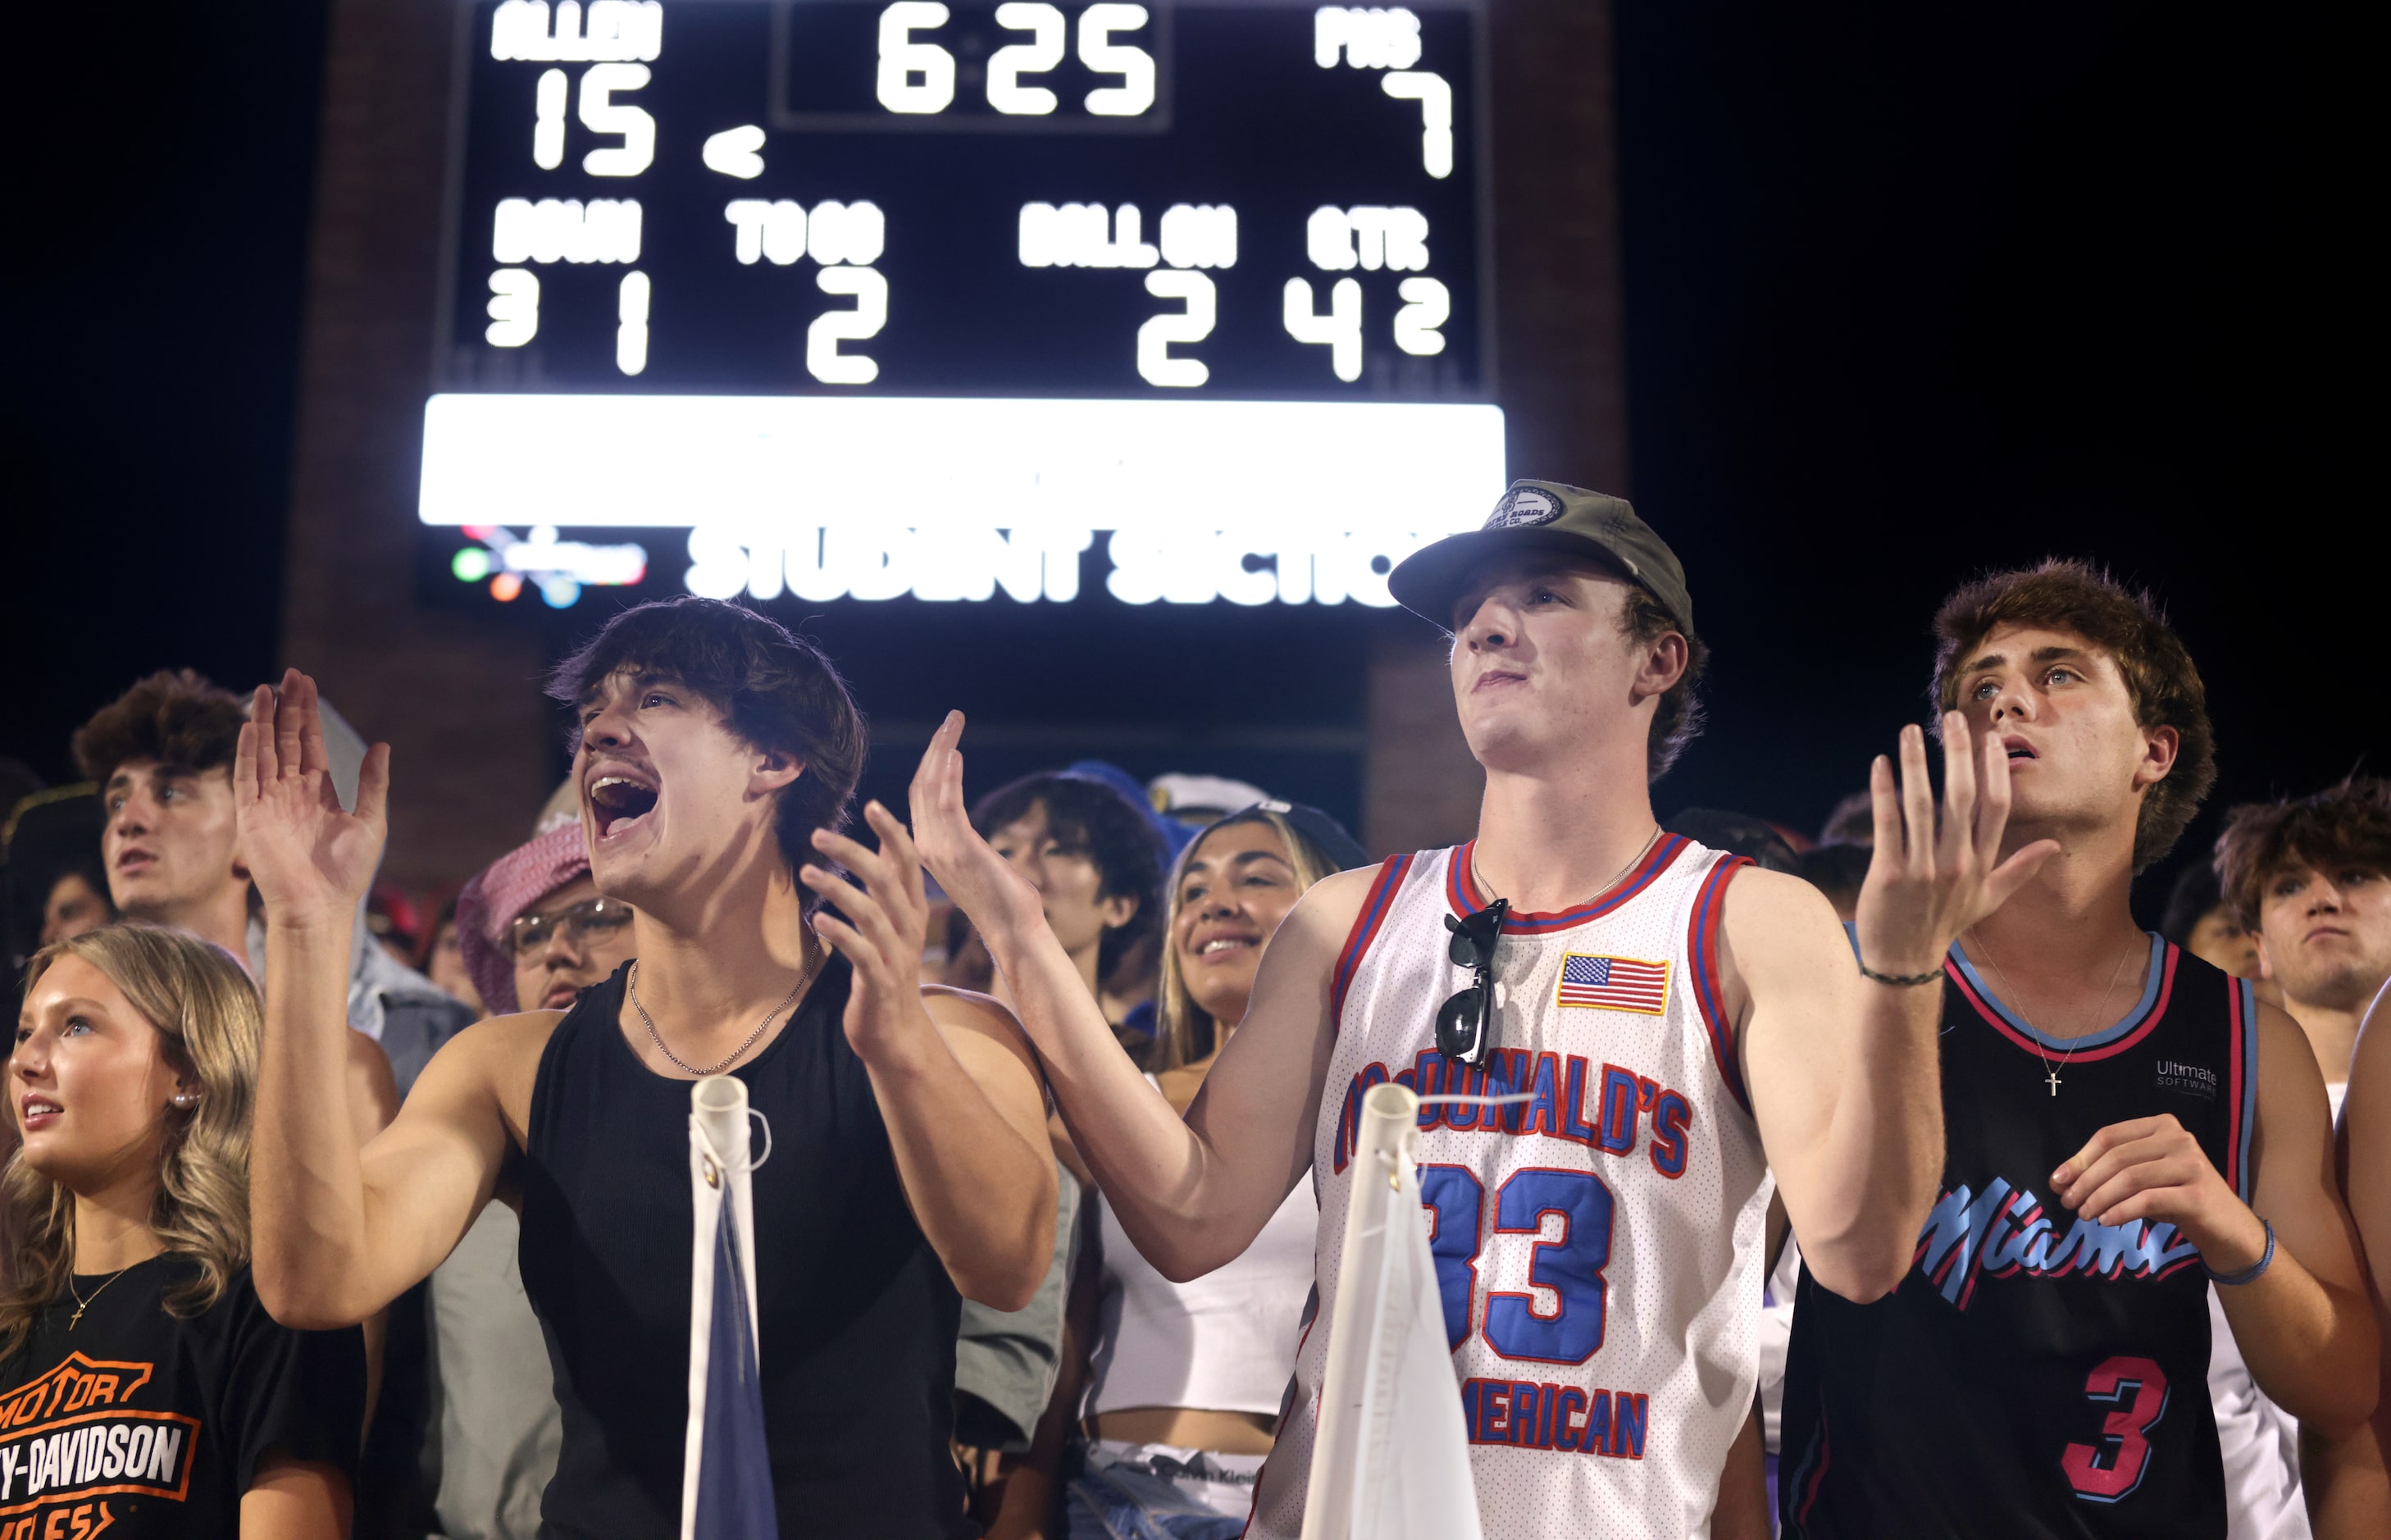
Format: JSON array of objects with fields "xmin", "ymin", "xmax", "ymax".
[{"xmin": 1063, "ymin": 1441, "xmax": 1264, "ymax": 1540}]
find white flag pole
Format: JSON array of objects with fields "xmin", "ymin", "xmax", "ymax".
[
  {"xmin": 692, "ymin": 1076, "xmax": 763, "ymax": 1338},
  {"xmin": 683, "ymin": 1074, "xmax": 763, "ymax": 1538},
  {"xmin": 1300, "ymin": 1082, "xmax": 1485, "ymax": 1540}
]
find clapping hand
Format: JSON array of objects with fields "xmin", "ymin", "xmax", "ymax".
[
  {"xmin": 906, "ymin": 712, "xmax": 1047, "ymax": 946},
  {"xmin": 235, "ymin": 669, "xmax": 392, "ymax": 931},
  {"xmin": 1853, "ymin": 713, "xmax": 2060, "ymax": 977},
  {"xmin": 805, "ymin": 803, "xmax": 940, "ymax": 1060}
]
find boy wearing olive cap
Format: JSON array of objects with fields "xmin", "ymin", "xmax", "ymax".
[{"xmin": 918, "ymin": 481, "xmax": 2046, "ymax": 1538}]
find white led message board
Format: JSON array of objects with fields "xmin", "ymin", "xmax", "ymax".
[{"xmin": 424, "ymin": 2, "xmax": 1503, "ymax": 607}]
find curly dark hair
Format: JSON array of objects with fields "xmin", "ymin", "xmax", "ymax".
[
  {"xmin": 71, "ymin": 669, "xmax": 248, "ymax": 786},
  {"xmin": 548, "ymin": 597, "xmax": 866, "ymax": 877},
  {"xmin": 1929, "ymin": 560, "xmax": 2216, "ymax": 873},
  {"xmin": 2212, "ymin": 777, "xmax": 2391, "ymax": 931},
  {"xmin": 971, "ymin": 772, "xmax": 1164, "ymax": 981}
]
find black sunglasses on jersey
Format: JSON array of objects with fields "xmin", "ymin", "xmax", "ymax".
[{"xmin": 1436, "ymin": 898, "xmax": 1509, "ymax": 1068}]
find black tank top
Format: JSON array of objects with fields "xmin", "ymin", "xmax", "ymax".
[
  {"xmin": 1780, "ymin": 936, "xmax": 2257, "ymax": 1540},
  {"xmin": 519, "ymin": 957, "xmax": 972, "ymax": 1539}
]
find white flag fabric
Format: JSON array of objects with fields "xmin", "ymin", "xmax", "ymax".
[
  {"xmin": 683, "ymin": 1075, "xmax": 778, "ymax": 1539},
  {"xmin": 1300, "ymin": 1082, "xmax": 1487, "ymax": 1540}
]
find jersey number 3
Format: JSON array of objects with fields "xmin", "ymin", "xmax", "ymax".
[
  {"xmin": 2061, "ymin": 1355, "xmax": 2169, "ymax": 1502},
  {"xmin": 1419, "ymin": 1164, "xmax": 1614, "ymax": 1363}
]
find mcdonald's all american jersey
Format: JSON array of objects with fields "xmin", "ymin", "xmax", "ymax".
[{"xmin": 1245, "ymin": 834, "xmax": 1773, "ymax": 1540}]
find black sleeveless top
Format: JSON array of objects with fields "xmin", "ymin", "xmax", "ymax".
[
  {"xmin": 1780, "ymin": 937, "xmax": 2257, "ymax": 1539},
  {"xmin": 519, "ymin": 957, "xmax": 972, "ymax": 1539}
]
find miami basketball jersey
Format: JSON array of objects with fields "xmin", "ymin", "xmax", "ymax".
[
  {"xmin": 1246, "ymin": 835, "xmax": 1773, "ymax": 1540},
  {"xmin": 1779, "ymin": 938, "xmax": 2257, "ymax": 1539}
]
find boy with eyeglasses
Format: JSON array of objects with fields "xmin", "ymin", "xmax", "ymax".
[{"xmin": 915, "ymin": 481, "xmax": 2044, "ymax": 1538}]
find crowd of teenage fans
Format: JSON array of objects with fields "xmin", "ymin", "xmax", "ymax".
[{"xmin": 0, "ymin": 597, "xmax": 2383, "ymax": 1539}]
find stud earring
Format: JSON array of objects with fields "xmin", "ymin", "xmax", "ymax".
[{"xmin": 171, "ymin": 1093, "xmax": 199, "ymax": 1109}]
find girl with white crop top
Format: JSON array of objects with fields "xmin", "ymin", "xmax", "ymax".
[{"xmin": 986, "ymin": 803, "xmax": 1364, "ymax": 1540}]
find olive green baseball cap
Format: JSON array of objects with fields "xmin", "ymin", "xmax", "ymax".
[{"xmin": 1387, "ymin": 480, "xmax": 1697, "ymax": 644}]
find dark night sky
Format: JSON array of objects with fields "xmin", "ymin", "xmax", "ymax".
[{"xmin": 5, "ymin": 2, "xmax": 2374, "ymax": 914}]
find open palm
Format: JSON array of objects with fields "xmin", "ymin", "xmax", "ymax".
[
  {"xmin": 235, "ymin": 668, "xmax": 392, "ymax": 927},
  {"xmin": 907, "ymin": 711, "xmax": 1045, "ymax": 944}
]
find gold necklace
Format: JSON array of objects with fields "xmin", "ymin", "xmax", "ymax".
[
  {"xmin": 66, "ymin": 1264, "xmax": 137, "ymax": 1330},
  {"xmin": 1478, "ymin": 825, "xmax": 1664, "ymax": 912},
  {"xmin": 1971, "ymin": 931, "xmax": 2138, "ymax": 1097}
]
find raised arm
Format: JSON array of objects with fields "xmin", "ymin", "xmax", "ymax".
[
  {"xmin": 808, "ymin": 800, "xmax": 1058, "ymax": 1310},
  {"xmin": 1739, "ymin": 716, "xmax": 2057, "ymax": 1301},
  {"xmin": 909, "ymin": 712, "xmax": 1353, "ymax": 1282},
  {"xmin": 239, "ymin": 670, "xmax": 517, "ymax": 1328}
]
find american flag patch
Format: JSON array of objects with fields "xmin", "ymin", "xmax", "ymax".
[{"xmin": 1555, "ymin": 954, "xmax": 1670, "ymax": 1014}]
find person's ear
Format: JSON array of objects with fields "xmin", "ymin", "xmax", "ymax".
[
  {"xmin": 168, "ymin": 1062, "xmax": 204, "ymax": 1113},
  {"xmin": 1098, "ymin": 892, "xmax": 1139, "ymax": 932},
  {"xmin": 1632, "ymin": 631, "xmax": 1689, "ymax": 704},
  {"xmin": 2252, "ymin": 930, "xmax": 2275, "ymax": 982},
  {"xmin": 749, "ymin": 749, "xmax": 806, "ymax": 795},
  {"xmin": 2132, "ymin": 725, "xmax": 2179, "ymax": 791}
]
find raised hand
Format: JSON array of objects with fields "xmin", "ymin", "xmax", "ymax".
[
  {"xmin": 1853, "ymin": 713, "xmax": 2060, "ymax": 977},
  {"xmin": 805, "ymin": 802, "xmax": 941, "ymax": 1059},
  {"xmin": 235, "ymin": 668, "xmax": 392, "ymax": 929},
  {"xmin": 906, "ymin": 711, "xmax": 1045, "ymax": 945}
]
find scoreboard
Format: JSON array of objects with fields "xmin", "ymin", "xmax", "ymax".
[{"xmin": 421, "ymin": 1, "xmax": 1505, "ymax": 608}]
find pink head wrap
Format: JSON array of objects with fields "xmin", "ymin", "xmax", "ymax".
[{"xmin": 453, "ymin": 823, "xmax": 594, "ymax": 1015}]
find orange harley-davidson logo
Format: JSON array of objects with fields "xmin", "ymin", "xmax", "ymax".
[{"xmin": 1, "ymin": 1352, "xmax": 198, "ymax": 1528}]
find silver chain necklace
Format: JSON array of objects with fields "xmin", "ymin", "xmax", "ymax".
[
  {"xmin": 628, "ymin": 941, "xmax": 814, "ymax": 1078},
  {"xmin": 1970, "ymin": 929, "xmax": 2137, "ymax": 1097}
]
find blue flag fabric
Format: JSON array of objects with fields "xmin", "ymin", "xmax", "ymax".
[{"xmin": 693, "ymin": 1196, "xmax": 778, "ymax": 1537}]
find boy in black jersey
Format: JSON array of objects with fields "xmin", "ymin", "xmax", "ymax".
[
  {"xmin": 1779, "ymin": 561, "xmax": 2376, "ymax": 1538},
  {"xmin": 234, "ymin": 600, "xmax": 1058, "ymax": 1539}
]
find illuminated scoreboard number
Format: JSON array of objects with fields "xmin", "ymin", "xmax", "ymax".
[
  {"xmin": 428, "ymin": 2, "xmax": 1499, "ymax": 612},
  {"xmin": 439, "ymin": 1, "xmax": 1487, "ymax": 399}
]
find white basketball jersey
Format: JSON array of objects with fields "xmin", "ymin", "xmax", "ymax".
[{"xmin": 1246, "ymin": 835, "xmax": 1774, "ymax": 1540}]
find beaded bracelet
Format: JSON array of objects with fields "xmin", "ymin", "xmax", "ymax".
[
  {"xmin": 2206, "ymin": 1219, "xmax": 2276, "ymax": 1287},
  {"xmin": 1857, "ymin": 959, "xmax": 1944, "ymax": 987}
]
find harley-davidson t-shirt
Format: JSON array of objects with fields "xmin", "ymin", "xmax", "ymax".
[{"xmin": 0, "ymin": 1254, "xmax": 366, "ymax": 1536}]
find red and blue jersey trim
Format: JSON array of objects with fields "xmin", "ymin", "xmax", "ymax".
[
  {"xmin": 1329, "ymin": 854, "xmax": 1416, "ymax": 1033},
  {"xmin": 1446, "ymin": 833, "xmax": 1693, "ymax": 933},
  {"xmin": 1946, "ymin": 934, "xmax": 2176, "ymax": 1064},
  {"xmin": 2227, "ymin": 976, "xmax": 2260, "ymax": 1203},
  {"xmin": 1686, "ymin": 854, "xmax": 1755, "ymax": 1115}
]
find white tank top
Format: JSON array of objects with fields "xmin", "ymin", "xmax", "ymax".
[
  {"xmin": 1085, "ymin": 1082, "xmax": 1318, "ymax": 1419},
  {"xmin": 2202, "ymin": 1078, "xmax": 2347, "ymax": 1540},
  {"xmin": 1246, "ymin": 836, "xmax": 1774, "ymax": 1540}
]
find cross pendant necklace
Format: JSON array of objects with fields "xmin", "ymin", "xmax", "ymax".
[
  {"xmin": 66, "ymin": 1265, "xmax": 134, "ymax": 1330},
  {"xmin": 1970, "ymin": 930, "xmax": 2137, "ymax": 1101}
]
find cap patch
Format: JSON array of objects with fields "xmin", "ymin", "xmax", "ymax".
[{"xmin": 1486, "ymin": 485, "xmax": 1564, "ymax": 530}]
